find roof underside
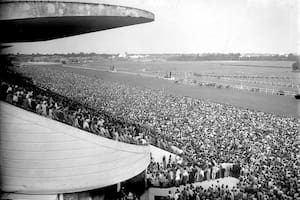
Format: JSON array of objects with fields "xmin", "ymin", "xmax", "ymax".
[
  {"xmin": 0, "ymin": 102, "xmax": 150, "ymax": 194},
  {"xmin": 0, "ymin": 1, "xmax": 154, "ymax": 42}
]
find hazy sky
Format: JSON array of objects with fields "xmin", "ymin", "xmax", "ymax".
[{"xmin": 4, "ymin": 0, "xmax": 299, "ymax": 54}]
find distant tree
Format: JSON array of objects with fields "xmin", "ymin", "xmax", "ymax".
[
  {"xmin": 287, "ymin": 53, "xmax": 297, "ymax": 61},
  {"xmin": 292, "ymin": 61, "xmax": 300, "ymax": 71}
]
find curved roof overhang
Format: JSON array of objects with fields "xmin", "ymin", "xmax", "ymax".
[
  {"xmin": 0, "ymin": 1, "xmax": 154, "ymax": 42},
  {"xmin": 0, "ymin": 102, "xmax": 150, "ymax": 194}
]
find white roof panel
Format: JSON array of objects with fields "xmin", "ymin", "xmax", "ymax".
[{"xmin": 0, "ymin": 101, "xmax": 150, "ymax": 194}]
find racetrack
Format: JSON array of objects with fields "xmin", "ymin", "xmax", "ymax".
[{"xmin": 28, "ymin": 64, "xmax": 300, "ymax": 118}]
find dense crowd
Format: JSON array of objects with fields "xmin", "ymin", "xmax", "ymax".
[
  {"xmin": 165, "ymin": 183, "xmax": 251, "ymax": 200},
  {"xmin": 0, "ymin": 80, "xmax": 149, "ymax": 145},
  {"xmin": 146, "ymin": 155, "xmax": 240, "ymax": 188},
  {"xmin": 2, "ymin": 66, "xmax": 300, "ymax": 199}
]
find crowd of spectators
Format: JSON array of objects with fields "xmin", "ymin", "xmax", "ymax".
[
  {"xmin": 1, "ymin": 66, "xmax": 299, "ymax": 199},
  {"xmin": 0, "ymin": 79, "xmax": 149, "ymax": 145},
  {"xmin": 146, "ymin": 155, "xmax": 240, "ymax": 188},
  {"xmin": 165, "ymin": 183, "xmax": 253, "ymax": 200}
]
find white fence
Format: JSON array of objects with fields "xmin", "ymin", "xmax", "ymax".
[
  {"xmin": 179, "ymin": 79, "xmax": 298, "ymax": 97},
  {"xmin": 231, "ymin": 85, "xmax": 297, "ymax": 96}
]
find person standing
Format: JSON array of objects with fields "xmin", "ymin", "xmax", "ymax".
[
  {"xmin": 182, "ymin": 168, "xmax": 189, "ymax": 185},
  {"xmin": 175, "ymin": 168, "xmax": 181, "ymax": 187}
]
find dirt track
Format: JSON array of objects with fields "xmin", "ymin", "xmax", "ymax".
[{"xmin": 41, "ymin": 64, "xmax": 300, "ymax": 118}]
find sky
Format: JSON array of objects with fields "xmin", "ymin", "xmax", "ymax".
[{"xmin": 4, "ymin": 0, "xmax": 299, "ymax": 54}]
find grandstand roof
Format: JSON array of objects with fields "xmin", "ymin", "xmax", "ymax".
[
  {"xmin": 0, "ymin": 102, "xmax": 150, "ymax": 194},
  {"xmin": 0, "ymin": 1, "xmax": 154, "ymax": 42}
]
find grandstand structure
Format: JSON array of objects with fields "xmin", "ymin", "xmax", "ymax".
[
  {"xmin": 0, "ymin": 1, "xmax": 154, "ymax": 199},
  {"xmin": 0, "ymin": 0, "xmax": 154, "ymax": 42}
]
